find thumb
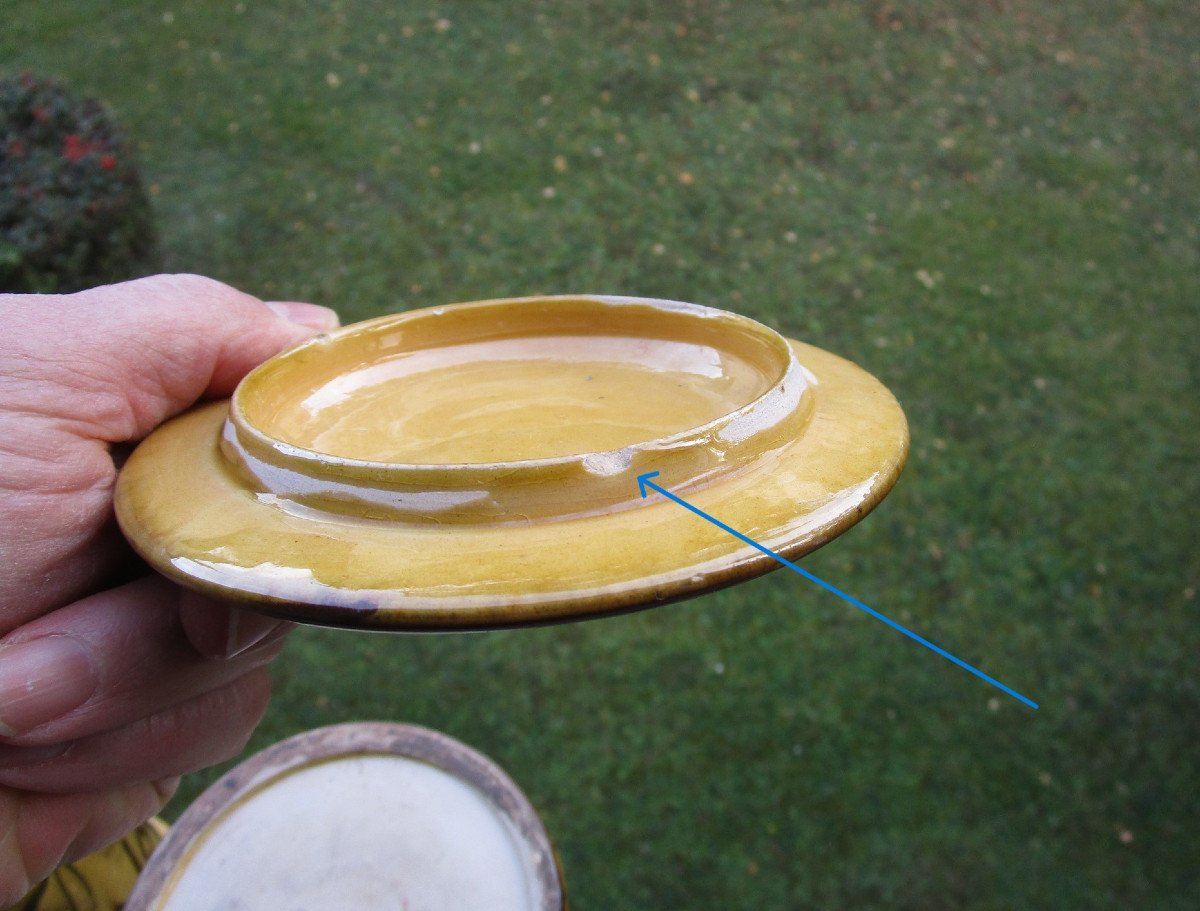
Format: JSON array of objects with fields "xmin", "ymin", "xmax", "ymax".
[{"xmin": 3, "ymin": 274, "xmax": 339, "ymax": 444}]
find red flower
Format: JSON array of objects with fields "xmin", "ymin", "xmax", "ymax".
[
  {"xmin": 99, "ymin": 154, "xmax": 117, "ymax": 170},
  {"xmin": 31, "ymin": 106, "xmax": 49, "ymax": 122},
  {"xmin": 7, "ymin": 140, "xmax": 27, "ymax": 157},
  {"xmin": 63, "ymin": 133, "xmax": 103, "ymax": 162},
  {"xmin": 63, "ymin": 133, "xmax": 87, "ymax": 161}
]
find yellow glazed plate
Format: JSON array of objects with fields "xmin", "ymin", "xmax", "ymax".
[{"xmin": 115, "ymin": 296, "xmax": 908, "ymax": 630}]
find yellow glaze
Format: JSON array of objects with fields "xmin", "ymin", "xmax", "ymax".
[
  {"xmin": 262, "ymin": 334, "xmax": 773, "ymax": 463},
  {"xmin": 115, "ymin": 295, "xmax": 908, "ymax": 630}
]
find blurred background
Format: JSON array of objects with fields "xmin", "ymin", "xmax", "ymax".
[{"xmin": 4, "ymin": 1, "xmax": 1197, "ymax": 907}]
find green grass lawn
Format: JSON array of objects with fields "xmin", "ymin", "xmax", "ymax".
[{"xmin": 6, "ymin": 1, "xmax": 1199, "ymax": 907}]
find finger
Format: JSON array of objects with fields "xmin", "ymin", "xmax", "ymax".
[
  {"xmin": 264, "ymin": 300, "xmax": 342, "ymax": 333},
  {"xmin": 71, "ymin": 518, "xmax": 147, "ymax": 594},
  {"xmin": 0, "ymin": 275, "xmax": 339, "ymax": 622},
  {"xmin": 177, "ymin": 590, "xmax": 296, "ymax": 662},
  {"xmin": 0, "ymin": 576, "xmax": 288, "ymax": 746},
  {"xmin": 3, "ymin": 274, "xmax": 340, "ymax": 442},
  {"xmin": 0, "ymin": 778, "xmax": 176, "ymax": 907},
  {"xmin": 0, "ymin": 668, "xmax": 272, "ymax": 794}
]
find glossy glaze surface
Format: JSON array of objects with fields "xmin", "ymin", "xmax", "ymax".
[
  {"xmin": 267, "ymin": 334, "xmax": 774, "ymax": 463},
  {"xmin": 115, "ymin": 295, "xmax": 908, "ymax": 629}
]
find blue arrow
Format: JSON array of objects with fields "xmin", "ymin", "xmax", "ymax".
[{"xmin": 637, "ymin": 471, "xmax": 1038, "ymax": 709}]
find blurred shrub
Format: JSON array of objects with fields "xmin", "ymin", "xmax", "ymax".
[{"xmin": 0, "ymin": 72, "xmax": 156, "ymax": 293}]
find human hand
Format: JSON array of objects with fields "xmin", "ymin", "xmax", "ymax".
[{"xmin": 0, "ymin": 274, "xmax": 338, "ymax": 904}]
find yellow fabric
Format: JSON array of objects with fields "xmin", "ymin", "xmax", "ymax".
[{"xmin": 13, "ymin": 819, "xmax": 166, "ymax": 911}]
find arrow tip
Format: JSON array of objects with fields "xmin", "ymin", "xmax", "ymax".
[{"xmin": 636, "ymin": 471, "xmax": 661, "ymax": 498}]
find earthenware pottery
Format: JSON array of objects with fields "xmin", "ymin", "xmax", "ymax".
[
  {"xmin": 115, "ymin": 295, "xmax": 907, "ymax": 629},
  {"xmin": 123, "ymin": 723, "xmax": 564, "ymax": 911}
]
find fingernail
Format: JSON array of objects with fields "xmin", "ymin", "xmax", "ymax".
[
  {"xmin": 0, "ymin": 636, "xmax": 98, "ymax": 736},
  {"xmin": 266, "ymin": 301, "xmax": 340, "ymax": 332},
  {"xmin": 224, "ymin": 610, "xmax": 288, "ymax": 659}
]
